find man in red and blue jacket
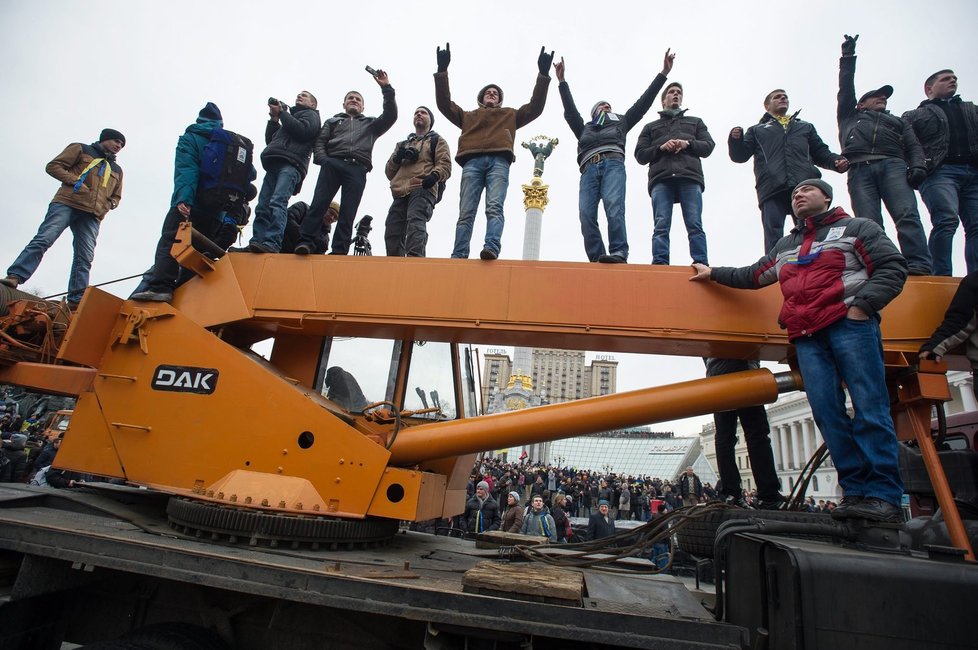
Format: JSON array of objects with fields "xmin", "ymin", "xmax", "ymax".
[{"xmin": 690, "ymin": 178, "xmax": 908, "ymax": 523}]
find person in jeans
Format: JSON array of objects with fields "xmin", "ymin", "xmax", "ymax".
[
  {"xmin": 555, "ymin": 49, "xmax": 674, "ymax": 263},
  {"xmin": 434, "ymin": 43, "xmax": 552, "ymax": 260},
  {"xmin": 635, "ymin": 79, "xmax": 714, "ymax": 265},
  {"xmin": 3, "ymin": 129, "xmax": 125, "ymax": 305},
  {"xmin": 903, "ymin": 68, "xmax": 978, "ymax": 276},
  {"xmin": 690, "ymin": 178, "xmax": 908, "ymax": 523},
  {"xmin": 836, "ymin": 34, "xmax": 931, "ymax": 275}
]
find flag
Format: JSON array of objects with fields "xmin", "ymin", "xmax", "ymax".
[{"xmin": 519, "ymin": 450, "xmax": 528, "ymax": 461}]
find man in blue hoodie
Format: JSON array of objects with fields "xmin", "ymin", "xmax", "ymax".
[{"xmin": 133, "ymin": 103, "xmax": 256, "ymax": 302}]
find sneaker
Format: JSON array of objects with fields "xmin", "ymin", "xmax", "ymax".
[
  {"xmin": 755, "ymin": 495, "xmax": 786, "ymax": 511},
  {"xmin": 0, "ymin": 276, "xmax": 20, "ymax": 288},
  {"xmin": 597, "ymin": 254, "xmax": 626, "ymax": 264},
  {"xmin": 724, "ymin": 495, "xmax": 751, "ymax": 509},
  {"xmin": 130, "ymin": 290, "xmax": 173, "ymax": 303},
  {"xmin": 843, "ymin": 497, "xmax": 903, "ymax": 524},
  {"xmin": 479, "ymin": 248, "xmax": 497, "ymax": 261},
  {"xmin": 830, "ymin": 495, "xmax": 863, "ymax": 520},
  {"xmin": 294, "ymin": 243, "xmax": 313, "ymax": 256}
]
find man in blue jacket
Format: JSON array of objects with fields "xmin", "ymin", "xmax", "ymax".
[
  {"xmin": 132, "ymin": 103, "xmax": 256, "ymax": 302},
  {"xmin": 555, "ymin": 50, "xmax": 674, "ymax": 263},
  {"xmin": 239, "ymin": 91, "xmax": 321, "ymax": 253}
]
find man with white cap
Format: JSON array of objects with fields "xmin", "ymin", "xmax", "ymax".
[{"xmin": 690, "ymin": 178, "xmax": 908, "ymax": 523}]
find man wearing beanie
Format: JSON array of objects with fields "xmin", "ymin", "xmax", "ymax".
[
  {"xmin": 133, "ymin": 103, "xmax": 256, "ymax": 302},
  {"xmin": 636, "ymin": 73, "xmax": 716, "ymax": 266},
  {"xmin": 295, "ymin": 72, "xmax": 397, "ymax": 256},
  {"xmin": 238, "ymin": 91, "xmax": 321, "ymax": 254},
  {"xmin": 2, "ymin": 128, "xmax": 125, "ymax": 306},
  {"xmin": 690, "ymin": 179, "xmax": 908, "ymax": 523},
  {"xmin": 434, "ymin": 43, "xmax": 553, "ymax": 261},
  {"xmin": 463, "ymin": 480, "xmax": 500, "ymax": 534},
  {"xmin": 556, "ymin": 49, "xmax": 674, "ymax": 264},
  {"xmin": 729, "ymin": 90, "xmax": 847, "ymax": 254},
  {"xmin": 837, "ymin": 34, "xmax": 931, "ymax": 275},
  {"xmin": 383, "ymin": 106, "xmax": 452, "ymax": 257},
  {"xmin": 586, "ymin": 499, "xmax": 616, "ymax": 541}
]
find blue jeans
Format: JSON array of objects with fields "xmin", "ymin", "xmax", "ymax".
[
  {"xmin": 452, "ymin": 155, "xmax": 510, "ymax": 258},
  {"xmin": 251, "ymin": 162, "xmax": 301, "ymax": 251},
  {"xmin": 579, "ymin": 158, "xmax": 627, "ymax": 261},
  {"xmin": 303, "ymin": 157, "xmax": 368, "ymax": 255},
  {"xmin": 793, "ymin": 317, "xmax": 903, "ymax": 505},
  {"xmin": 920, "ymin": 163, "xmax": 978, "ymax": 276},
  {"xmin": 7, "ymin": 202, "xmax": 100, "ymax": 303},
  {"xmin": 651, "ymin": 179, "xmax": 707, "ymax": 265},
  {"xmin": 760, "ymin": 190, "xmax": 793, "ymax": 254},
  {"xmin": 847, "ymin": 158, "xmax": 932, "ymax": 274}
]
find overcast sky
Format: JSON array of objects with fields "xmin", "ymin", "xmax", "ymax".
[{"xmin": 2, "ymin": 1, "xmax": 975, "ymax": 435}]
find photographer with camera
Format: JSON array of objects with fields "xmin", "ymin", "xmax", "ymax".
[
  {"xmin": 237, "ymin": 91, "xmax": 321, "ymax": 254},
  {"xmin": 383, "ymin": 106, "xmax": 451, "ymax": 257},
  {"xmin": 295, "ymin": 69, "xmax": 397, "ymax": 256}
]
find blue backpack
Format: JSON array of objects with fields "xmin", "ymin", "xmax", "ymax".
[{"xmin": 198, "ymin": 128, "xmax": 254, "ymax": 209}]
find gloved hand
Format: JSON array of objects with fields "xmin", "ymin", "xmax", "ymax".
[
  {"xmin": 421, "ymin": 173, "xmax": 439, "ymax": 189},
  {"xmin": 537, "ymin": 46, "xmax": 554, "ymax": 77},
  {"xmin": 908, "ymin": 167, "xmax": 927, "ymax": 188},
  {"xmin": 842, "ymin": 34, "xmax": 858, "ymax": 57},
  {"xmin": 436, "ymin": 43, "xmax": 451, "ymax": 72}
]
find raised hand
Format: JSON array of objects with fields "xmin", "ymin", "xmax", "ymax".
[
  {"xmin": 554, "ymin": 57, "xmax": 565, "ymax": 82},
  {"xmin": 662, "ymin": 48, "xmax": 675, "ymax": 75},
  {"xmin": 842, "ymin": 34, "xmax": 858, "ymax": 56},
  {"xmin": 437, "ymin": 43, "xmax": 451, "ymax": 72},
  {"xmin": 538, "ymin": 46, "xmax": 555, "ymax": 77}
]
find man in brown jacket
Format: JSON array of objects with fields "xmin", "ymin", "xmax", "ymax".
[
  {"xmin": 383, "ymin": 106, "xmax": 452, "ymax": 257},
  {"xmin": 3, "ymin": 129, "xmax": 125, "ymax": 306},
  {"xmin": 434, "ymin": 43, "xmax": 552, "ymax": 260}
]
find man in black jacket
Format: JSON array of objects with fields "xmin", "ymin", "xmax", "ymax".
[
  {"xmin": 555, "ymin": 50, "xmax": 674, "ymax": 263},
  {"xmin": 635, "ymin": 81, "xmax": 715, "ymax": 265},
  {"xmin": 837, "ymin": 35, "xmax": 931, "ymax": 275},
  {"xmin": 241, "ymin": 91, "xmax": 321, "ymax": 253},
  {"xmin": 730, "ymin": 90, "xmax": 847, "ymax": 253},
  {"xmin": 296, "ymin": 72, "xmax": 397, "ymax": 256},
  {"xmin": 903, "ymin": 69, "xmax": 978, "ymax": 276}
]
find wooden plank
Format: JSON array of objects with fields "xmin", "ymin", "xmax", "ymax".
[
  {"xmin": 474, "ymin": 530, "xmax": 550, "ymax": 549},
  {"xmin": 462, "ymin": 560, "xmax": 583, "ymax": 606}
]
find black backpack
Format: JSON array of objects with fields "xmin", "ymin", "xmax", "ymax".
[
  {"xmin": 427, "ymin": 133, "xmax": 447, "ymax": 204},
  {"xmin": 197, "ymin": 128, "xmax": 254, "ymax": 209}
]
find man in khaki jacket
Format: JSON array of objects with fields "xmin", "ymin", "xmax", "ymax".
[
  {"xmin": 383, "ymin": 106, "xmax": 452, "ymax": 257},
  {"xmin": 3, "ymin": 129, "xmax": 125, "ymax": 306}
]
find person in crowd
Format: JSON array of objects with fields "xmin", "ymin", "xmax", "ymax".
[
  {"xmin": 586, "ymin": 499, "xmax": 616, "ymax": 541},
  {"xmin": 551, "ymin": 493, "xmax": 570, "ymax": 542},
  {"xmin": 3, "ymin": 129, "xmax": 125, "ymax": 306},
  {"xmin": 903, "ymin": 68, "xmax": 978, "ymax": 276},
  {"xmin": 836, "ymin": 34, "xmax": 931, "ymax": 275},
  {"xmin": 555, "ymin": 50, "xmax": 674, "ymax": 263},
  {"xmin": 635, "ymin": 79, "xmax": 715, "ymax": 266},
  {"xmin": 690, "ymin": 178, "xmax": 908, "ymax": 523},
  {"xmin": 296, "ymin": 73, "xmax": 397, "ymax": 256},
  {"xmin": 729, "ymin": 89, "xmax": 847, "ymax": 253},
  {"xmin": 383, "ymin": 106, "xmax": 452, "ymax": 257},
  {"xmin": 280, "ymin": 201, "xmax": 339, "ymax": 254},
  {"xmin": 521, "ymin": 494, "xmax": 557, "ymax": 542},
  {"xmin": 434, "ymin": 43, "xmax": 552, "ymax": 260},
  {"xmin": 464, "ymin": 480, "xmax": 501, "ymax": 534},
  {"xmin": 678, "ymin": 466, "xmax": 703, "ymax": 507},
  {"xmin": 501, "ymin": 491, "xmax": 525, "ymax": 533}
]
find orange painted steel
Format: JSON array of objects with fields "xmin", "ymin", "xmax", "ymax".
[{"xmin": 392, "ymin": 369, "xmax": 796, "ymax": 466}]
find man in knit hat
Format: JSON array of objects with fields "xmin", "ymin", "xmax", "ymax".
[
  {"xmin": 586, "ymin": 499, "xmax": 616, "ymax": 541},
  {"xmin": 556, "ymin": 49, "xmax": 674, "ymax": 263},
  {"xmin": 463, "ymin": 479, "xmax": 500, "ymax": 534},
  {"xmin": 690, "ymin": 179, "xmax": 908, "ymax": 523},
  {"xmin": 729, "ymin": 90, "xmax": 848, "ymax": 254},
  {"xmin": 132, "ymin": 103, "xmax": 256, "ymax": 302},
  {"xmin": 434, "ymin": 43, "xmax": 553, "ymax": 260},
  {"xmin": 383, "ymin": 106, "xmax": 452, "ymax": 257},
  {"xmin": 3, "ymin": 128, "xmax": 125, "ymax": 306}
]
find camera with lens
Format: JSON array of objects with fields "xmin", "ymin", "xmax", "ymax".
[{"xmin": 397, "ymin": 143, "xmax": 420, "ymax": 163}]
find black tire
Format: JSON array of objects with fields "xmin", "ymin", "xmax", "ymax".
[{"xmin": 676, "ymin": 508, "xmax": 835, "ymax": 558}]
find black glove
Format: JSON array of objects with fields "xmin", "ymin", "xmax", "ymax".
[
  {"xmin": 421, "ymin": 173, "xmax": 439, "ymax": 189},
  {"xmin": 393, "ymin": 146, "xmax": 406, "ymax": 164},
  {"xmin": 908, "ymin": 167, "xmax": 927, "ymax": 188},
  {"xmin": 841, "ymin": 34, "xmax": 858, "ymax": 57},
  {"xmin": 537, "ymin": 46, "xmax": 554, "ymax": 77},
  {"xmin": 436, "ymin": 43, "xmax": 451, "ymax": 72}
]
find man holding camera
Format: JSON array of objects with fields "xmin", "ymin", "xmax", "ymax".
[
  {"xmin": 295, "ymin": 71, "xmax": 397, "ymax": 256},
  {"xmin": 434, "ymin": 43, "xmax": 552, "ymax": 260},
  {"xmin": 239, "ymin": 91, "xmax": 321, "ymax": 253},
  {"xmin": 383, "ymin": 106, "xmax": 451, "ymax": 257}
]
